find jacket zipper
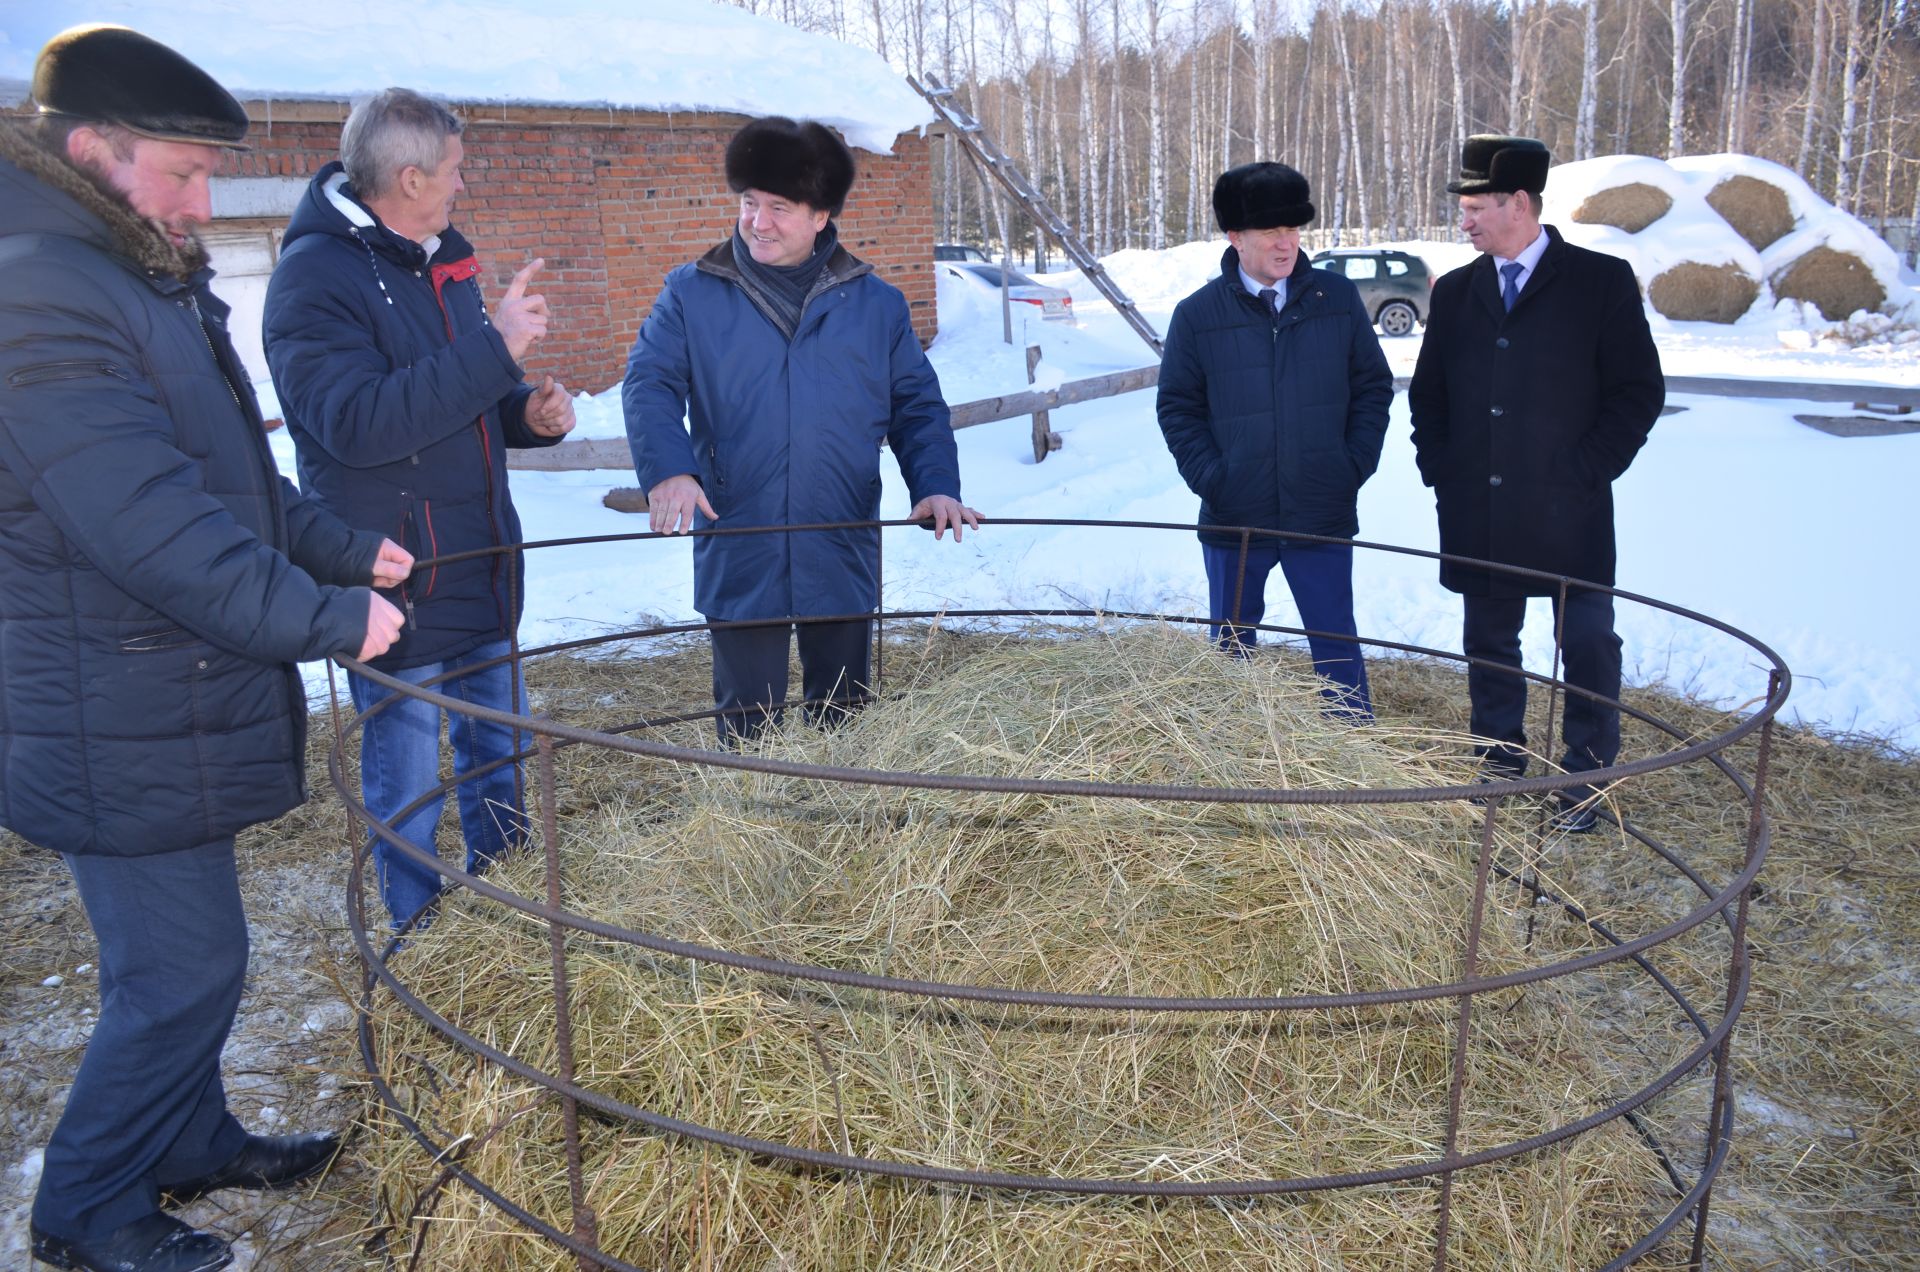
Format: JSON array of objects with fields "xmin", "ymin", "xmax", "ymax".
[{"xmin": 429, "ymin": 262, "xmax": 509, "ymax": 631}]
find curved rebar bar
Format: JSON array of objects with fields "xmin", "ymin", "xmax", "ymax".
[{"xmin": 335, "ymin": 519, "xmax": 1784, "ymax": 1272}]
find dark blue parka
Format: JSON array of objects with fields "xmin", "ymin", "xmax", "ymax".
[
  {"xmin": 0, "ymin": 127, "xmax": 380, "ymax": 858},
  {"xmin": 1157, "ymin": 246, "xmax": 1393, "ymax": 548},
  {"xmin": 622, "ymin": 236, "xmax": 959, "ymax": 622},
  {"xmin": 265, "ymin": 163, "xmax": 555, "ymax": 670}
]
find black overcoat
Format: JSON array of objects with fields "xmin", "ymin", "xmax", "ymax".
[{"xmin": 1407, "ymin": 226, "xmax": 1664, "ymax": 597}]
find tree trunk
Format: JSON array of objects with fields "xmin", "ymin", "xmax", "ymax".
[
  {"xmin": 1440, "ymin": 0, "xmax": 1467, "ymax": 153},
  {"xmin": 1669, "ymin": 0, "xmax": 1689, "ymax": 156},
  {"xmin": 1577, "ymin": 0, "xmax": 1599, "ymax": 159},
  {"xmin": 1146, "ymin": 0, "xmax": 1168, "ymax": 249},
  {"xmin": 1797, "ymin": 0, "xmax": 1828, "ymax": 180},
  {"xmin": 1835, "ymin": 0, "xmax": 1863, "ymax": 211}
]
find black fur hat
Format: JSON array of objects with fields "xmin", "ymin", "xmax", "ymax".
[
  {"xmin": 724, "ymin": 116, "xmax": 856, "ymax": 216},
  {"xmin": 1447, "ymin": 135, "xmax": 1550, "ymax": 195},
  {"xmin": 33, "ymin": 24, "xmax": 248, "ymax": 149},
  {"xmin": 1212, "ymin": 162, "xmax": 1315, "ymax": 232}
]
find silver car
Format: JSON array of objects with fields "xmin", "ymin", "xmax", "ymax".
[
  {"xmin": 1311, "ymin": 248, "xmax": 1433, "ymax": 337},
  {"xmin": 938, "ymin": 261, "xmax": 1075, "ymax": 321}
]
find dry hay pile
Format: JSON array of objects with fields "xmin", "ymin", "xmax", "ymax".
[
  {"xmin": 1704, "ymin": 175, "xmax": 1796, "ymax": 251},
  {"xmin": 1772, "ymin": 245, "xmax": 1889, "ymax": 322},
  {"xmin": 361, "ymin": 628, "xmax": 1685, "ymax": 1270},
  {"xmin": 1570, "ymin": 183, "xmax": 1672, "ymax": 233},
  {"xmin": 1647, "ymin": 262, "xmax": 1761, "ymax": 323}
]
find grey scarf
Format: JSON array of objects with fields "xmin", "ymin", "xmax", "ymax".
[{"xmin": 731, "ymin": 221, "xmax": 838, "ymax": 339}]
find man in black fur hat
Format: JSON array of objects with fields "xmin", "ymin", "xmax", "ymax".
[
  {"xmin": 625, "ymin": 116, "xmax": 978, "ymax": 743},
  {"xmin": 0, "ymin": 25, "xmax": 410, "ymax": 1272},
  {"xmin": 1156, "ymin": 162, "xmax": 1392, "ymax": 717},
  {"xmin": 1409, "ymin": 135, "xmax": 1665, "ymax": 832}
]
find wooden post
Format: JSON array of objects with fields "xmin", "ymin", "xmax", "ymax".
[{"xmin": 1025, "ymin": 344, "xmax": 1064, "ymax": 462}]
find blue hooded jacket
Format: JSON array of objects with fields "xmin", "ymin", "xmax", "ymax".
[
  {"xmin": 1157, "ymin": 246, "xmax": 1393, "ymax": 547},
  {"xmin": 265, "ymin": 162, "xmax": 557, "ymax": 670},
  {"xmin": 623, "ymin": 236, "xmax": 959, "ymax": 622}
]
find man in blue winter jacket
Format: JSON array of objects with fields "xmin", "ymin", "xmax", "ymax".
[
  {"xmin": 1156, "ymin": 162, "xmax": 1393, "ymax": 717},
  {"xmin": 2, "ymin": 27, "xmax": 409, "ymax": 1272},
  {"xmin": 624, "ymin": 116, "xmax": 978, "ymax": 744},
  {"xmin": 265, "ymin": 88, "xmax": 576, "ymax": 929}
]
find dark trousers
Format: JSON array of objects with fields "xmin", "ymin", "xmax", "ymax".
[
  {"xmin": 1463, "ymin": 591, "xmax": 1623, "ymax": 777},
  {"xmin": 33, "ymin": 838, "xmax": 251, "ymax": 1240},
  {"xmin": 1202, "ymin": 540, "xmax": 1372, "ymax": 717},
  {"xmin": 710, "ymin": 619, "xmax": 873, "ymax": 744}
]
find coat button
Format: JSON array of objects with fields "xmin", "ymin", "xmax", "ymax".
[
  {"xmin": 1496, "ymin": 337, "xmax": 1509, "ymax": 349},
  {"xmin": 197, "ymin": 659, "xmax": 209, "ymax": 669},
  {"xmin": 1489, "ymin": 475, "xmax": 1503, "ymax": 487},
  {"xmin": 1490, "ymin": 406, "xmax": 1504, "ymax": 416}
]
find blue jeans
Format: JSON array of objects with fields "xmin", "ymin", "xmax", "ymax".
[
  {"xmin": 1202, "ymin": 540, "xmax": 1372, "ymax": 718},
  {"xmin": 348, "ymin": 640, "xmax": 529, "ymax": 929}
]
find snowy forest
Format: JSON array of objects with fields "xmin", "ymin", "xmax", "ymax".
[{"xmin": 724, "ymin": 0, "xmax": 1920, "ymax": 261}]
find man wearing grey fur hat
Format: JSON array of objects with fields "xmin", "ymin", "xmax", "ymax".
[
  {"xmin": 1409, "ymin": 135, "xmax": 1664, "ymax": 832},
  {"xmin": 1156, "ymin": 162, "xmax": 1392, "ymax": 718},
  {"xmin": 624, "ymin": 116, "xmax": 978, "ymax": 744},
  {"xmin": 0, "ymin": 24, "xmax": 411, "ymax": 1272}
]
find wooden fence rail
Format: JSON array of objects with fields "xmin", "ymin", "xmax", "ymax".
[{"xmin": 509, "ymin": 370, "xmax": 1915, "ymax": 474}]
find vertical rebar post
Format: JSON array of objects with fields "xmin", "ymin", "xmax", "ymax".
[
  {"xmin": 1433, "ymin": 795, "xmax": 1504, "ymax": 1270},
  {"xmin": 537, "ymin": 731, "xmax": 598, "ymax": 1267},
  {"xmin": 509, "ymin": 547, "xmax": 528, "ymax": 820},
  {"xmin": 1230, "ymin": 529, "xmax": 1252, "ymax": 651},
  {"xmin": 1687, "ymin": 667, "xmax": 1781, "ymax": 1270},
  {"xmin": 874, "ymin": 523, "xmax": 886, "ymax": 700}
]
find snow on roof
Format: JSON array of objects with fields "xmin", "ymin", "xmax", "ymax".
[{"xmin": 0, "ymin": 0, "xmax": 932, "ymax": 153}]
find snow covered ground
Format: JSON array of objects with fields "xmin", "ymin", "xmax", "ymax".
[{"xmin": 268, "ymin": 233, "xmax": 1920, "ymax": 751}]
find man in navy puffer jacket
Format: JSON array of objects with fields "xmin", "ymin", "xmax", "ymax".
[
  {"xmin": 2, "ymin": 27, "xmax": 409, "ymax": 1272},
  {"xmin": 1157, "ymin": 162, "xmax": 1392, "ymax": 717},
  {"xmin": 265, "ymin": 88, "xmax": 575, "ymax": 929}
]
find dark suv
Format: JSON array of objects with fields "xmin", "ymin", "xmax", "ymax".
[{"xmin": 1311, "ymin": 248, "xmax": 1432, "ymax": 336}]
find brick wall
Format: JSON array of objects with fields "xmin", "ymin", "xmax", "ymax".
[{"xmin": 227, "ymin": 101, "xmax": 936, "ymax": 395}]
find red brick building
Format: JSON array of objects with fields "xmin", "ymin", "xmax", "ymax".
[{"xmin": 199, "ymin": 98, "xmax": 935, "ymax": 395}]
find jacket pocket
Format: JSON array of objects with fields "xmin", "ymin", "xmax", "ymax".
[
  {"xmin": 8, "ymin": 360, "xmax": 130, "ymax": 388},
  {"xmin": 118, "ymin": 625, "xmax": 203, "ymax": 653}
]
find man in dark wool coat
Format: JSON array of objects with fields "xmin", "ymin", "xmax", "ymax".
[
  {"xmin": 0, "ymin": 26, "xmax": 410, "ymax": 1272},
  {"xmin": 1408, "ymin": 135, "xmax": 1665, "ymax": 832}
]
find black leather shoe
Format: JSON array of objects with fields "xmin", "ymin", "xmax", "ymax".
[
  {"xmin": 160, "ymin": 1131, "xmax": 341, "ymax": 1204},
  {"xmin": 1552, "ymin": 793, "xmax": 1601, "ymax": 834},
  {"xmin": 31, "ymin": 1213, "xmax": 231, "ymax": 1272}
]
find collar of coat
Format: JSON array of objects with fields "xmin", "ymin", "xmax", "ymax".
[
  {"xmin": 0, "ymin": 120, "xmax": 210, "ymax": 283},
  {"xmin": 1471, "ymin": 223, "xmax": 1567, "ymax": 315},
  {"xmin": 1217, "ymin": 242, "xmax": 1316, "ymax": 313},
  {"xmin": 696, "ymin": 232, "xmax": 873, "ymax": 339}
]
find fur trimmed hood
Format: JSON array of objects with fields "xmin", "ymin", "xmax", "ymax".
[{"xmin": 0, "ymin": 119, "xmax": 209, "ymax": 281}]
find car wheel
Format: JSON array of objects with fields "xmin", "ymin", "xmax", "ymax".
[{"xmin": 1377, "ymin": 300, "xmax": 1417, "ymax": 337}]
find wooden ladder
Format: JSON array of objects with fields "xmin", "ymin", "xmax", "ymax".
[{"xmin": 909, "ymin": 72, "xmax": 1164, "ymax": 357}]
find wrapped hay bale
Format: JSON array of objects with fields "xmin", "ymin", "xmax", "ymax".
[
  {"xmin": 1571, "ymin": 183, "xmax": 1673, "ymax": 234},
  {"xmin": 1648, "ymin": 261, "xmax": 1762, "ymax": 323},
  {"xmin": 1771, "ymin": 245, "xmax": 1888, "ymax": 322},
  {"xmin": 1704, "ymin": 174, "xmax": 1796, "ymax": 251},
  {"xmin": 365, "ymin": 628, "xmax": 1675, "ymax": 1270}
]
